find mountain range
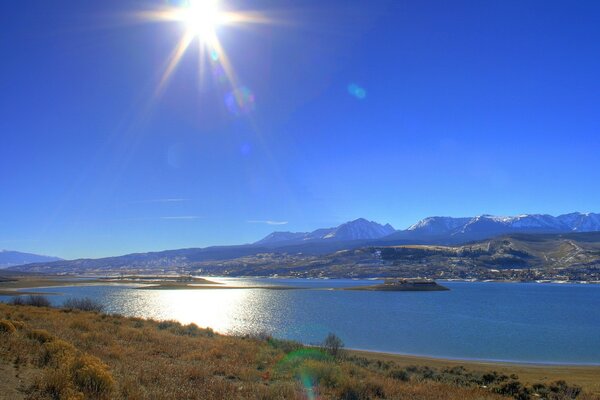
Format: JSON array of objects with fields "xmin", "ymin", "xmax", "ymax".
[
  {"xmin": 0, "ymin": 250, "xmax": 62, "ymax": 269},
  {"xmin": 5, "ymin": 212, "xmax": 600, "ymax": 274},
  {"xmin": 257, "ymin": 212, "xmax": 600, "ymax": 246},
  {"xmin": 254, "ymin": 218, "xmax": 396, "ymax": 245}
]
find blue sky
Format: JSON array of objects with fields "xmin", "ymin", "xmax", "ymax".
[{"xmin": 1, "ymin": 0, "xmax": 600, "ymax": 259}]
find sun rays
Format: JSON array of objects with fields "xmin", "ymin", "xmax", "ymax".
[{"xmin": 133, "ymin": 0, "xmax": 274, "ymax": 105}]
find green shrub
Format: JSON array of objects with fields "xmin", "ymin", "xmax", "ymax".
[
  {"xmin": 157, "ymin": 320, "xmax": 179, "ymax": 330},
  {"xmin": 548, "ymin": 380, "xmax": 581, "ymax": 399},
  {"xmin": 494, "ymin": 380, "xmax": 530, "ymax": 400},
  {"xmin": 388, "ymin": 368, "xmax": 410, "ymax": 381},
  {"xmin": 268, "ymin": 337, "xmax": 303, "ymax": 354}
]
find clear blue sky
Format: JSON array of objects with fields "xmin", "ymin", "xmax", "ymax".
[{"xmin": 1, "ymin": 0, "xmax": 599, "ymax": 259}]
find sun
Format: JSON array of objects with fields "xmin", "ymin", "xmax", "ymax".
[
  {"xmin": 175, "ymin": 0, "xmax": 224, "ymax": 40},
  {"xmin": 133, "ymin": 0, "xmax": 275, "ymax": 99}
]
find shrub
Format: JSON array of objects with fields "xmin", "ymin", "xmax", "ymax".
[
  {"xmin": 43, "ymin": 339, "xmax": 77, "ymax": 367},
  {"xmin": 0, "ymin": 319, "xmax": 16, "ymax": 334},
  {"xmin": 71, "ymin": 354, "xmax": 115, "ymax": 398},
  {"xmin": 299, "ymin": 359, "xmax": 342, "ymax": 389},
  {"xmin": 388, "ymin": 368, "xmax": 410, "ymax": 381},
  {"xmin": 28, "ymin": 329, "xmax": 54, "ymax": 343},
  {"xmin": 40, "ymin": 366, "xmax": 81, "ymax": 400},
  {"xmin": 338, "ymin": 380, "xmax": 385, "ymax": 400},
  {"xmin": 9, "ymin": 296, "xmax": 25, "ymax": 306},
  {"xmin": 322, "ymin": 332, "xmax": 345, "ymax": 358},
  {"xmin": 495, "ymin": 380, "xmax": 530, "ymax": 400},
  {"xmin": 268, "ymin": 337, "xmax": 303, "ymax": 354},
  {"xmin": 157, "ymin": 320, "xmax": 179, "ymax": 330},
  {"xmin": 63, "ymin": 297, "xmax": 104, "ymax": 312},
  {"xmin": 10, "ymin": 320, "xmax": 26, "ymax": 330},
  {"xmin": 21, "ymin": 295, "xmax": 52, "ymax": 307},
  {"xmin": 548, "ymin": 380, "xmax": 581, "ymax": 399}
]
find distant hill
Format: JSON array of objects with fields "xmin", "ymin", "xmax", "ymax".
[
  {"xmin": 0, "ymin": 250, "xmax": 62, "ymax": 269},
  {"xmin": 186, "ymin": 231, "xmax": 600, "ymax": 280}
]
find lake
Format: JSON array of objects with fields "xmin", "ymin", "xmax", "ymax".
[{"xmin": 2, "ymin": 279, "xmax": 599, "ymax": 365}]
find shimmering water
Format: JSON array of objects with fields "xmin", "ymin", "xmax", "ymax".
[{"xmin": 2, "ymin": 279, "xmax": 599, "ymax": 364}]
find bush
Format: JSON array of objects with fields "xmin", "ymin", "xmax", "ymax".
[
  {"xmin": 0, "ymin": 319, "xmax": 16, "ymax": 334},
  {"xmin": 157, "ymin": 320, "xmax": 180, "ymax": 330},
  {"xmin": 495, "ymin": 380, "xmax": 530, "ymax": 400},
  {"xmin": 40, "ymin": 367, "xmax": 82, "ymax": 400},
  {"xmin": 338, "ymin": 380, "xmax": 385, "ymax": 400},
  {"xmin": 548, "ymin": 380, "xmax": 581, "ymax": 399},
  {"xmin": 388, "ymin": 368, "xmax": 410, "ymax": 381},
  {"xmin": 9, "ymin": 296, "xmax": 25, "ymax": 306},
  {"xmin": 28, "ymin": 329, "xmax": 54, "ymax": 343},
  {"xmin": 42, "ymin": 339, "xmax": 77, "ymax": 367},
  {"xmin": 12, "ymin": 295, "xmax": 52, "ymax": 307},
  {"xmin": 71, "ymin": 354, "xmax": 115, "ymax": 398},
  {"xmin": 299, "ymin": 359, "xmax": 342, "ymax": 389},
  {"xmin": 268, "ymin": 337, "xmax": 303, "ymax": 354},
  {"xmin": 322, "ymin": 333, "xmax": 344, "ymax": 358},
  {"xmin": 10, "ymin": 320, "xmax": 26, "ymax": 330},
  {"xmin": 63, "ymin": 297, "xmax": 104, "ymax": 312}
]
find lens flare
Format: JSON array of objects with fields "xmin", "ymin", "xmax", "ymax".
[
  {"xmin": 348, "ymin": 83, "xmax": 367, "ymax": 100},
  {"xmin": 132, "ymin": 0, "xmax": 276, "ymax": 111},
  {"xmin": 274, "ymin": 348, "xmax": 332, "ymax": 400},
  {"xmin": 225, "ymin": 86, "xmax": 256, "ymax": 116}
]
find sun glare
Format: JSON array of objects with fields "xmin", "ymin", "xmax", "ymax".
[
  {"xmin": 132, "ymin": 0, "xmax": 276, "ymax": 107},
  {"xmin": 177, "ymin": 0, "xmax": 223, "ymax": 40}
]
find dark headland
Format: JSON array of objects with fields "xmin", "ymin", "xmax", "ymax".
[{"xmin": 343, "ymin": 278, "xmax": 449, "ymax": 291}]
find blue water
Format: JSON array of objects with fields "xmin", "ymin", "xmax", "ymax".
[{"xmin": 2, "ymin": 279, "xmax": 599, "ymax": 364}]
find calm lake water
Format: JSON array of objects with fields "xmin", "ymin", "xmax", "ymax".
[{"xmin": 2, "ymin": 279, "xmax": 599, "ymax": 365}]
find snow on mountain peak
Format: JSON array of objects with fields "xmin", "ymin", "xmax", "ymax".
[{"xmin": 254, "ymin": 218, "xmax": 396, "ymax": 245}]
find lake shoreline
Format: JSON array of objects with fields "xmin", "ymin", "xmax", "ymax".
[
  {"xmin": 347, "ymin": 348, "xmax": 600, "ymax": 367},
  {"xmin": 348, "ymin": 349, "xmax": 600, "ymax": 394}
]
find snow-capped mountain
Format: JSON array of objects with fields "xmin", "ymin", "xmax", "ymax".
[
  {"xmin": 0, "ymin": 250, "xmax": 62, "ymax": 269},
  {"xmin": 255, "ymin": 218, "xmax": 396, "ymax": 246},
  {"xmin": 256, "ymin": 213, "xmax": 600, "ymax": 248},
  {"xmin": 556, "ymin": 212, "xmax": 600, "ymax": 231},
  {"xmin": 407, "ymin": 217, "xmax": 471, "ymax": 235},
  {"xmin": 404, "ymin": 212, "xmax": 600, "ymax": 240}
]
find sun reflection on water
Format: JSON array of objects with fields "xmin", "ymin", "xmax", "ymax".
[{"xmin": 114, "ymin": 287, "xmax": 274, "ymax": 335}]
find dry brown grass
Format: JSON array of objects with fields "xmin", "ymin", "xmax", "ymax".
[{"xmin": 0, "ymin": 303, "xmax": 596, "ymax": 400}]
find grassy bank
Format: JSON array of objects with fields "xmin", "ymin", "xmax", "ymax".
[
  {"xmin": 349, "ymin": 350, "xmax": 600, "ymax": 396},
  {"xmin": 0, "ymin": 302, "xmax": 597, "ymax": 400}
]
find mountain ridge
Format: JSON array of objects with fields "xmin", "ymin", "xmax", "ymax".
[
  {"xmin": 0, "ymin": 250, "xmax": 62, "ymax": 269},
  {"xmin": 7, "ymin": 212, "xmax": 600, "ymax": 275},
  {"xmin": 254, "ymin": 218, "xmax": 396, "ymax": 246}
]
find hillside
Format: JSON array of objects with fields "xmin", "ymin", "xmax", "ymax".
[
  {"xmin": 0, "ymin": 302, "xmax": 595, "ymax": 399},
  {"xmin": 8, "ymin": 233, "xmax": 600, "ymax": 281},
  {"xmin": 0, "ymin": 251, "xmax": 61, "ymax": 269},
  {"xmin": 186, "ymin": 232, "xmax": 600, "ymax": 281}
]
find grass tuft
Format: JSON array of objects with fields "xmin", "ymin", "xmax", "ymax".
[{"xmin": 0, "ymin": 318, "xmax": 17, "ymax": 334}]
